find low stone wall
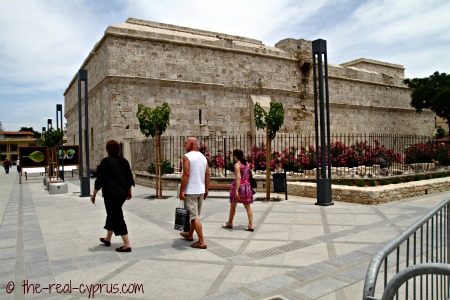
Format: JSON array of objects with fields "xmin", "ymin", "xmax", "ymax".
[
  {"xmin": 288, "ymin": 177, "xmax": 450, "ymax": 204},
  {"xmin": 135, "ymin": 172, "xmax": 450, "ymax": 204}
]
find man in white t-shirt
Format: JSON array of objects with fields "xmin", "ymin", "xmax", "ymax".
[{"xmin": 179, "ymin": 137, "xmax": 210, "ymax": 249}]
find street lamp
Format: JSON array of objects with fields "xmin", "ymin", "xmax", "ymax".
[
  {"xmin": 56, "ymin": 104, "xmax": 63, "ymax": 130},
  {"xmin": 312, "ymin": 39, "xmax": 333, "ymax": 206},
  {"xmin": 56, "ymin": 104, "xmax": 64, "ymax": 181},
  {"xmin": 47, "ymin": 119, "xmax": 52, "ymax": 130},
  {"xmin": 78, "ymin": 69, "xmax": 90, "ymax": 197}
]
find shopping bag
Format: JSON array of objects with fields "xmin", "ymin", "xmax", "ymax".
[{"xmin": 174, "ymin": 201, "xmax": 190, "ymax": 231}]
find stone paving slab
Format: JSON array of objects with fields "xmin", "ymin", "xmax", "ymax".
[{"xmin": 0, "ymin": 171, "xmax": 449, "ymax": 299}]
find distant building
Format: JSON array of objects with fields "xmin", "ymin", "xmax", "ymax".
[
  {"xmin": 64, "ymin": 18, "xmax": 435, "ymax": 168},
  {"xmin": 0, "ymin": 131, "xmax": 36, "ymax": 163}
]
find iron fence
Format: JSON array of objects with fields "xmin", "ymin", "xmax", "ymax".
[
  {"xmin": 130, "ymin": 133, "xmax": 441, "ymax": 178},
  {"xmin": 363, "ymin": 197, "xmax": 450, "ymax": 299}
]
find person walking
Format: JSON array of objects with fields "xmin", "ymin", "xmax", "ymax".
[
  {"xmin": 222, "ymin": 149, "xmax": 254, "ymax": 231},
  {"xmin": 179, "ymin": 137, "xmax": 210, "ymax": 249},
  {"xmin": 3, "ymin": 158, "xmax": 11, "ymax": 174},
  {"xmin": 91, "ymin": 140, "xmax": 135, "ymax": 252},
  {"xmin": 16, "ymin": 158, "xmax": 21, "ymax": 173}
]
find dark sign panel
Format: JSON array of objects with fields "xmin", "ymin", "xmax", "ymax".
[
  {"xmin": 19, "ymin": 147, "xmax": 49, "ymax": 167},
  {"xmin": 57, "ymin": 145, "xmax": 80, "ymax": 166}
]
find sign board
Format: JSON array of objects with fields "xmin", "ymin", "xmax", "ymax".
[
  {"xmin": 57, "ymin": 145, "xmax": 80, "ymax": 166},
  {"xmin": 19, "ymin": 147, "xmax": 49, "ymax": 168}
]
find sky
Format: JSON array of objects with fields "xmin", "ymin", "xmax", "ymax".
[{"xmin": 1, "ymin": 0, "xmax": 449, "ymax": 132}]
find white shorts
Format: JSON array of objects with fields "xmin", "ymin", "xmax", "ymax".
[{"xmin": 184, "ymin": 194, "xmax": 204, "ymax": 220}]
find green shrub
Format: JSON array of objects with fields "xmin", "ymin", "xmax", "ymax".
[
  {"xmin": 369, "ymin": 179, "xmax": 377, "ymax": 187},
  {"xmin": 357, "ymin": 180, "xmax": 365, "ymax": 187},
  {"xmin": 148, "ymin": 160, "xmax": 174, "ymax": 175},
  {"xmin": 391, "ymin": 177, "xmax": 401, "ymax": 184},
  {"xmin": 413, "ymin": 174, "xmax": 421, "ymax": 181}
]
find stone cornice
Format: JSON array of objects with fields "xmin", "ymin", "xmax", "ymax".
[{"xmin": 328, "ymin": 75, "xmax": 410, "ymax": 89}]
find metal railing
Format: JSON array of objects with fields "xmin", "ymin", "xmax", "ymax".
[
  {"xmin": 363, "ymin": 197, "xmax": 450, "ymax": 299},
  {"xmin": 130, "ymin": 133, "xmax": 440, "ymax": 177}
]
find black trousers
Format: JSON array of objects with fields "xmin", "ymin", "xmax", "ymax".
[{"xmin": 103, "ymin": 196, "xmax": 128, "ymax": 236}]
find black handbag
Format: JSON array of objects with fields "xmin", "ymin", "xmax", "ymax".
[
  {"xmin": 250, "ymin": 172, "xmax": 257, "ymax": 188},
  {"xmin": 174, "ymin": 201, "xmax": 190, "ymax": 231}
]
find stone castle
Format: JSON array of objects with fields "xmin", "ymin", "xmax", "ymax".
[{"xmin": 64, "ymin": 18, "xmax": 434, "ymax": 166}]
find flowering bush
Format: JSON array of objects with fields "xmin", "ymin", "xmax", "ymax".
[
  {"xmin": 179, "ymin": 139, "xmax": 437, "ymax": 174},
  {"xmin": 248, "ymin": 142, "xmax": 268, "ymax": 171},
  {"xmin": 405, "ymin": 142, "xmax": 450, "ymax": 165},
  {"xmin": 280, "ymin": 146, "xmax": 314, "ymax": 171},
  {"xmin": 329, "ymin": 140, "xmax": 402, "ymax": 167}
]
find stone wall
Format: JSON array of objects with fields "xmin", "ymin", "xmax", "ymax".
[
  {"xmin": 64, "ymin": 18, "xmax": 434, "ymax": 169},
  {"xmin": 288, "ymin": 177, "xmax": 450, "ymax": 204}
]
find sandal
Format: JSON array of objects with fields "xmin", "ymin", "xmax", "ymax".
[
  {"xmin": 191, "ymin": 241, "xmax": 207, "ymax": 249},
  {"xmin": 180, "ymin": 232, "xmax": 194, "ymax": 241},
  {"xmin": 244, "ymin": 227, "xmax": 255, "ymax": 232},
  {"xmin": 221, "ymin": 224, "xmax": 233, "ymax": 229}
]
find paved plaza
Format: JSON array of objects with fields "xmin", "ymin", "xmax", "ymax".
[{"xmin": 1, "ymin": 170, "xmax": 449, "ymax": 299}]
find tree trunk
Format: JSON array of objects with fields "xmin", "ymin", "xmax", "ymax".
[
  {"xmin": 155, "ymin": 132, "xmax": 159, "ymax": 198},
  {"xmin": 158, "ymin": 135, "xmax": 163, "ymax": 197},
  {"xmin": 265, "ymin": 124, "xmax": 271, "ymax": 200},
  {"xmin": 447, "ymin": 119, "xmax": 450, "ymax": 136}
]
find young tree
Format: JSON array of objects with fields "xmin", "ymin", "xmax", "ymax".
[
  {"xmin": 43, "ymin": 128, "xmax": 64, "ymax": 180},
  {"xmin": 404, "ymin": 72, "xmax": 450, "ymax": 133},
  {"xmin": 254, "ymin": 101, "xmax": 285, "ymax": 200},
  {"xmin": 136, "ymin": 102, "xmax": 170, "ymax": 198}
]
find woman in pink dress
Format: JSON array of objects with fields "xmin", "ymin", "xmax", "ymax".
[{"xmin": 222, "ymin": 149, "xmax": 254, "ymax": 231}]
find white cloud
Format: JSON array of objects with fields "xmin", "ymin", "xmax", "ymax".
[
  {"xmin": 0, "ymin": 0, "xmax": 102, "ymax": 92},
  {"xmin": 0, "ymin": 0, "xmax": 449, "ymax": 131}
]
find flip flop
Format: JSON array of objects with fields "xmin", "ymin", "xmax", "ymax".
[
  {"xmin": 191, "ymin": 241, "xmax": 207, "ymax": 249},
  {"xmin": 221, "ymin": 224, "xmax": 233, "ymax": 229},
  {"xmin": 180, "ymin": 232, "xmax": 194, "ymax": 241},
  {"xmin": 244, "ymin": 227, "xmax": 255, "ymax": 232}
]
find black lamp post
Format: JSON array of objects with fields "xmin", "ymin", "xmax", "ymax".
[
  {"xmin": 56, "ymin": 104, "xmax": 64, "ymax": 181},
  {"xmin": 312, "ymin": 39, "xmax": 333, "ymax": 206},
  {"xmin": 78, "ymin": 69, "xmax": 90, "ymax": 197},
  {"xmin": 47, "ymin": 119, "xmax": 52, "ymax": 130}
]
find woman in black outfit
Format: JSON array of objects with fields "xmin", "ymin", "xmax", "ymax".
[{"xmin": 91, "ymin": 140, "xmax": 135, "ymax": 252}]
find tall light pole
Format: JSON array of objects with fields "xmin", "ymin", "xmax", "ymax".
[
  {"xmin": 312, "ymin": 39, "xmax": 333, "ymax": 206},
  {"xmin": 56, "ymin": 104, "xmax": 64, "ymax": 181},
  {"xmin": 78, "ymin": 69, "xmax": 90, "ymax": 197},
  {"xmin": 47, "ymin": 119, "xmax": 52, "ymax": 130}
]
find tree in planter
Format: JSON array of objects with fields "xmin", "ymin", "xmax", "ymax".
[
  {"xmin": 403, "ymin": 72, "xmax": 450, "ymax": 133},
  {"xmin": 43, "ymin": 128, "xmax": 64, "ymax": 180},
  {"xmin": 136, "ymin": 102, "xmax": 170, "ymax": 198},
  {"xmin": 254, "ymin": 102, "xmax": 285, "ymax": 200}
]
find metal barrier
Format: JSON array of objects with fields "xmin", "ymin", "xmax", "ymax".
[{"xmin": 363, "ymin": 197, "xmax": 450, "ymax": 299}]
